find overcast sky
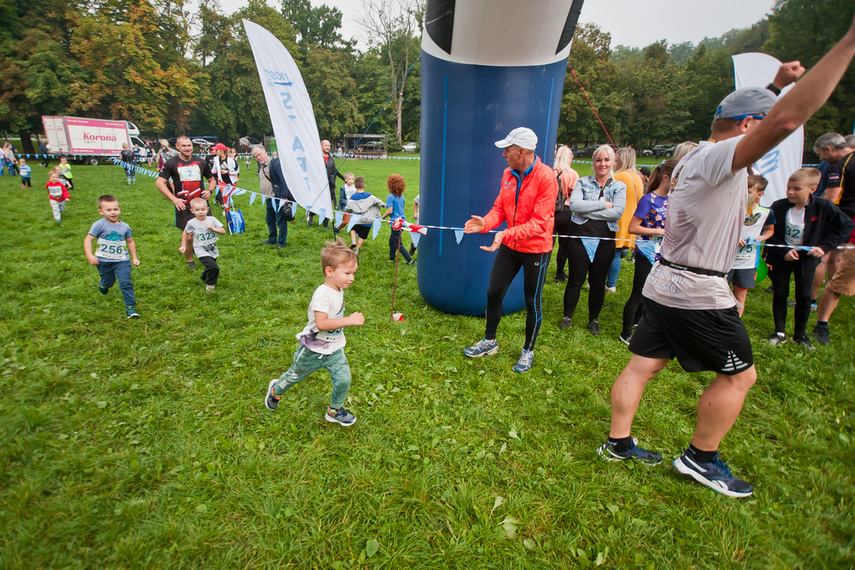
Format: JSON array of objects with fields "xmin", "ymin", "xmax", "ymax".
[{"xmin": 213, "ymin": 0, "xmax": 778, "ymax": 50}]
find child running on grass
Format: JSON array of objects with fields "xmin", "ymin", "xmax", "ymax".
[
  {"xmin": 84, "ymin": 195, "xmax": 141, "ymax": 318},
  {"xmin": 46, "ymin": 171, "xmax": 69, "ymax": 223},
  {"xmin": 345, "ymin": 176, "xmax": 386, "ymax": 255},
  {"xmin": 179, "ymin": 197, "xmax": 226, "ymax": 293},
  {"xmin": 335, "ymin": 172, "xmax": 357, "ymax": 235},
  {"xmin": 19, "ymin": 158, "xmax": 32, "ymax": 188},
  {"xmin": 265, "ymin": 239, "xmax": 364, "ymax": 426},
  {"xmin": 728, "ymin": 175, "xmax": 775, "ymax": 317},
  {"xmin": 766, "ymin": 168, "xmax": 853, "ymax": 350},
  {"xmin": 59, "ymin": 157, "xmax": 73, "ymax": 190}
]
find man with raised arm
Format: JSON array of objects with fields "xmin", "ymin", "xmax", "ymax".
[{"xmin": 597, "ymin": 15, "xmax": 855, "ymax": 498}]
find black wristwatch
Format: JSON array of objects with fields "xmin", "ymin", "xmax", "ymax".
[{"xmin": 766, "ymin": 83, "xmax": 781, "ymax": 96}]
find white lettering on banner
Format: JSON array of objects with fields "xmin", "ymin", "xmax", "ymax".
[
  {"xmin": 245, "ymin": 19, "xmax": 332, "ymax": 217},
  {"xmin": 756, "ymin": 149, "xmax": 780, "ymax": 177}
]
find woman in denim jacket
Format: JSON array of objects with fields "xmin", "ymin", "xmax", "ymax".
[{"xmin": 560, "ymin": 145, "xmax": 626, "ymax": 335}]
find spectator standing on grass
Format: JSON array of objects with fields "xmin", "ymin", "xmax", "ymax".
[
  {"xmin": 2, "ymin": 142, "xmax": 16, "ymax": 176},
  {"xmin": 813, "ymin": 132, "xmax": 855, "ymax": 305},
  {"xmin": 39, "ymin": 139, "xmax": 50, "ymax": 168},
  {"xmin": 120, "ymin": 143, "xmax": 136, "ymax": 185},
  {"xmin": 409, "ymin": 193, "xmax": 421, "ymax": 256},
  {"xmin": 552, "ymin": 145, "xmax": 580, "ymax": 283},
  {"xmin": 252, "ymin": 145, "xmax": 293, "ymax": 249},
  {"xmin": 462, "ymin": 127, "xmax": 557, "ymax": 374},
  {"xmin": 265, "ymin": 239, "xmax": 363, "ymax": 427},
  {"xmin": 607, "ymin": 147, "xmax": 643, "ymax": 293},
  {"xmin": 619, "ymin": 159, "xmax": 676, "ymax": 345},
  {"xmin": 383, "ymin": 173, "xmax": 414, "ymax": 265},
  {"xmin": 211, "ymin": 143, "xmax": 239, "ymax": 205},
  {"xmin": 765, "ymin": 168, "xmax": 852, "ymax": 351},
  {"xmin": 307, "ymin": 139, "xmax": 344, "ymax": 228},
  {"xmin": 598, "ymin": 20, "xmax": 855, "ymax": 498},
  {"xmin": 156, "ymin": 135, "xmax": 216, "ymax": 269},
  {"xmin": 560, "ymin": 144, "xmax": 626, "ymax": 336},
  {"xmin": 156, "ymin": 139, "xmax": 176, "ymax": 171},
  {"xmin": 84, "ymin": 195, "xmax": 141, "ymax": 318},
  {"xmin": 728, "ymin": 175, "xmax": 775, "ymax": 318}
]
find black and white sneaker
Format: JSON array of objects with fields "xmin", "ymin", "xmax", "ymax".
[
  {"xmin": 673, "ymin": 448, "xmax": 753, "ymax": 498},
  {"xmin": 767, "ymin": 333, "xmax": 787, "ymax": 346},
  {"xmin": 326, "ymin": 406, "xmax": 356, "ymax": 426},
  {"xmin": 811, "ymin": 324, "xmax": 830, "ymax": 346}
]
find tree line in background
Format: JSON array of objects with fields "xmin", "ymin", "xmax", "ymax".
[{"xmin": 0, "ymin": 0, "xmax": 851, "ymax": 157}]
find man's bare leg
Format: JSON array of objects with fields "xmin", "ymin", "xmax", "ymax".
[
  {"xmin": 690, "ymin": 365, "xmax": 757, "ymax": 451},
  {"xmin": 609, "ymin": 354, "xmax": 669, "ymax": 438}
]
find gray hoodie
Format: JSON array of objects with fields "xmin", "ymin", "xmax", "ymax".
[{"xmin": 345, "ymin": 191, "xmax": 386, "ymax": 226}]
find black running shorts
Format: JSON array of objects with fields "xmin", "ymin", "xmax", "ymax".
[{"xmin": 629, "ymin": 298, "xmax": 754, "ymax": 375}]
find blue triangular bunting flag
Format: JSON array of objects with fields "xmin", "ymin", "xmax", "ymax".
[
  {"xmin": 635, "ymin": 239, "xmax": 658, "ymax": 266},
  {"xmin": 372, "ymin": 218, "xmax": 382, "ymax": 240},
  {"xmin": 581, "ymin": 237, "xmax": 600, "ymax": 263},
  {"xmin": 455, "ymin": 229, "xmax": 464, "ymax": 244},
  {"xmin": 411, "ymin": 233, "xmax": 421, "ymax": 248}
]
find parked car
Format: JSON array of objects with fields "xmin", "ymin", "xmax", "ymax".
[
  {"xmin": 402, "ymin": 142, "xmax": 419, "ymax": 153},
  {"xmin": 574, "ymin": 145, "xmax": 601, "ymax": 158},
  {"xmin": 644, "ymin": 144, "xmax": 675, "ymax": 157}
]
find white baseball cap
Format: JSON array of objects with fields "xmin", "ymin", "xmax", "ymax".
[{"xmin": 494, "ymin": 127, "xmax": 538, "ymax": 150}]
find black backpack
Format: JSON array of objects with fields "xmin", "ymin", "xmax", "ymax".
[{"xmin": 554, "ymin": 168, "xmax": 564, "ymax": 212}]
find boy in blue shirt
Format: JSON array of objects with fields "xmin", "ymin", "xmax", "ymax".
[
  {"xmin": 84, "ymin": 195, "xmax": 141, "ymax": 318},
  {"xmin": 18, "ymin": 158, "xmax": 32, "ymax": 188}
]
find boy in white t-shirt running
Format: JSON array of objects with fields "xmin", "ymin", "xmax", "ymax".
[
  {"xmin": 179, "ymin": 197, "xmax": 225, "ymax": 293},
  {"xmin": 264, "ymin": 239, "xmax": 364, "ymax": 426},
  {"xmin": 728, "ymin": 175, "xmax": 775, "ymax": 317},
  {"xmin": 84, "ymin": 195, "xmax": 141, "ymax": 318}
]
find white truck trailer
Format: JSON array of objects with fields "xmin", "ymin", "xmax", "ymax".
[{"xmin": 42, "ymin": 116, "xmax": 144, "ymax": 166}]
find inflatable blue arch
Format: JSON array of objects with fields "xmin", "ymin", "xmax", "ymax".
[{"xmin": 417, "ymin": 0, "xmax": 585, "ymax": 316}]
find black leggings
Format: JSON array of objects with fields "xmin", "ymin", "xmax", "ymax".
[
  {"xmin": 621, "ymin": 253, "xmax": 652, "ymax": 337},
  {"xmin": 485, "ymin": 244, "xmax": 550, "ymax": 351},
  {"xmin": 389, "ymin": 229, "xmax": 412, "ymax": 262},
  {"xmin": 769, "ymin": 254, "xmax": 819, "ymax": 336},
  {"xmin": 553, "ymin": 208, "xmax": 573, "ymax": 276},
  {"xmin": 563, "ymin": 234, "xmax": 615, "ymax": 322}
]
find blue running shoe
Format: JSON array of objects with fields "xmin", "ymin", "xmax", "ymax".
[
  {"xmin": 513, "ymin": 349, "xmax": 534, "ymax": 373},
  {"xmin": 98, "ymin": 284, "xmax": 109, "ymax": 295},
  {"xmin": 673, "ymin": 448, "xmax": 753, "ymax": 498},
  {"xmin": 462, "ymin": 338, "xmax": 498, "ymax": 358},
  {"xmin": 597, "ymin": 439, "xmax": 662, "ymax": 465},
  {"xmin": 126, "ymin": 305, "xmax": 140, "ymax": 319},
  {"xmin": 326, "ymin": 406, "xmax": 357, "ymax": 426}
]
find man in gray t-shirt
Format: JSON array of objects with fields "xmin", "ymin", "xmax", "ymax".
[{"xmin": 598, "ymin": 15, "xmax": 855, "ymax": 499}]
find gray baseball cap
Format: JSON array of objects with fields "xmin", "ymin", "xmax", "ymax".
[
  {"xmin": 495, "ymin": 127, "xmax": 538, "ymax": 150},
  {"xmin": 714, "ymin": 87, "xmax": 777, "ymax": 120}
]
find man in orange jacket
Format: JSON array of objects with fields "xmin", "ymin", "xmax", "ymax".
[{"xmin": 463, "ymin": 127, "xmax": 558, "ymax": 374}]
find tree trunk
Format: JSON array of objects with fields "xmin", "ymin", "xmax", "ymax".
[{"xmin": 18, "ymin": 131, "xmax": 34, "ymax": 155}]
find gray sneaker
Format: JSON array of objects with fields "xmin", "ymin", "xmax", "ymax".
[
  {"xmin": 463, "ymin": 338, "xmax": 498, "ymax": 358},
  {"xmin": 326, "ymin": 406, "xmax": 357, "ymax": 426},
  {"xmin": 265, "ymin": 379, "xmax": 280, "ymax": 411},
  {"xmin": 513, "ymin": 349, "xmax": 534, "ymax": 373}
]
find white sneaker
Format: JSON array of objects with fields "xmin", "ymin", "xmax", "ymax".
[{"xmin": 206, "ymin": 285, "xmax": 215, "ymax": 293}]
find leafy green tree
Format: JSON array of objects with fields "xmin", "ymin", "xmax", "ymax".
[
  {"xmin": 560, "ymin": 24, "xmax": 623, "ymax": 147},
  {"xmin": 764, "ymin": 0, "xmax": 855, "ymax": 151},
  {"xmin": 281, "ymin": 0, "xmax": 351, "ymax": 50}
]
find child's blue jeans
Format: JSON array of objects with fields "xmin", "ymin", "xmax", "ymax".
[
  {"xmin": 274, "ymin": 346, "xmax": 352, "ymax": 409},
  {"xmin": 97, "ymin": 260, "xmax": 136, "ymax": 306}
]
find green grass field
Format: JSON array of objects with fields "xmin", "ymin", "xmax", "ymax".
[{"xmin": 1, "ymin": 158, "xmax": 853, "ymax": 568}]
